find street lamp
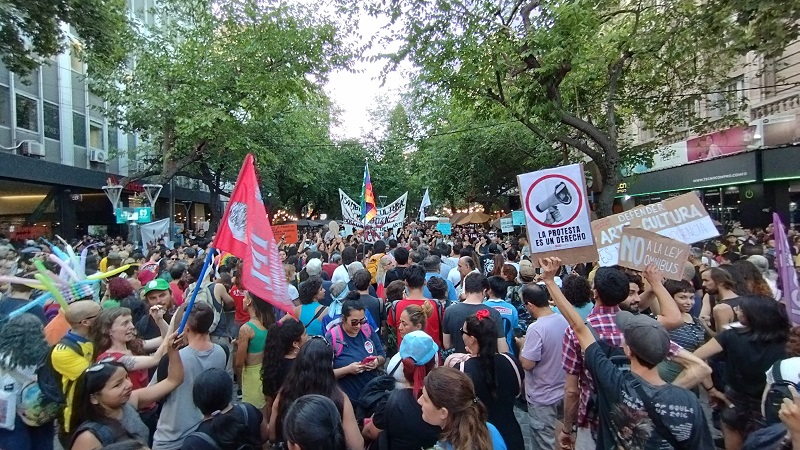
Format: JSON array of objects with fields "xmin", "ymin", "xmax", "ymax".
[{"xmin": 103, "ymin": 182, "xmax": 162, "ymax": 249}]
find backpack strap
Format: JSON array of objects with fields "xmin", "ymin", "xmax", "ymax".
[
  {"xmin": 361, "ymin": 323, "xmax": 373, "ymax": 339},
  {"xmin": 59, "ymin": 336, "xmax": 84, "ymax": 357},
  {"xmin": 304, "ymin": 306, "xmax": 326, "ymax": 329},
  {"xmin": 626, "ymin": 373, "xmax": 686, "ymax": 449},
  {"xmin": 70, "ymin": 421, "xmax": 127, "ymax": 447},
  {"xmin": 772, "ymin": 361, "xmax": 784, "ymax": 384},
  {"xmin": 330, "ymin": 325, "xmax": 344, "ymax": 356},
  {"xmin": 499, "ymin": 352, "xmax": 523, "ymax": 398},
  {"xmin": 187, "ymin": 431, "xmax": 223, "ymax": 450},
  {"xmin": 237, "ymin": 403, "xmax": 249, "ymax": 423}
]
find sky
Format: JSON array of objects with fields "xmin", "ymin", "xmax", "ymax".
[{"xmin": 323, "ymin": 10, "xmax": 410, "ymax": 140}]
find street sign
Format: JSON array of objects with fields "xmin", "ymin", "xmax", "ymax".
[{"xmin": 115, "ymin": 207, "xmax": 152, "ymax": 224}]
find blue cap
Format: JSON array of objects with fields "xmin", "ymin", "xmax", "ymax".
[{"xmin": 399, "ymin": 331, "xmax": 438, "ymax": 365}]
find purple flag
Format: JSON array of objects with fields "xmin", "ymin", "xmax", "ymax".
[{"xmin": 773, "ymin": 213, "xmax": 800, "ymax": 325}]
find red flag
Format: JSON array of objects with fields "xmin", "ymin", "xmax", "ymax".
[{"xmin": 213, "ymin": 154, "xmax": 293, "ymax": 314}]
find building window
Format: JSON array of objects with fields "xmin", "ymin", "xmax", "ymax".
[
  {"xmin": 15, "ymin": 95, "xmax": 38, "ymax": 132},
  {"xmin": 73, "ymin": 112, "xmax": 86, "ymax": 147},
  {"xmin": 710, "ymin": 77, "xmax": 746, "ymax": 117},
  {"xmin": 89, "ymin": 123, "xmax": 103, "ymax": 149},
  {"xmin": 70, "ymin": 48, "xmax": 84, "ymax": 73},
  {"xmin": 107, "ymin": 127, "xmax": 118, "ymax": 150},
  {"xmin": 43, "ymin": 102, "xmax": 60, "ymax": 140},
  {"xmin": 0, "ymin": 86, "xmax": 9, "ymax": 127}
]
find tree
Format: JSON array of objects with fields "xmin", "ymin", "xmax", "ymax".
[
  {"xmin": 360, "ymin": 0, "xmax": 800, "ymax": 216},
  {"xmin": 0, "ymin": 0, "xmax": 129, "ymax": 75},
  {"xmin": 87, "ymin": 0, "xmax": 352, "ymax": 230}
]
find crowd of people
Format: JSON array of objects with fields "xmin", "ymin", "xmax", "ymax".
[{"xmin": 0, "ymin": 220, "xmax": 800, "ymax": 450}]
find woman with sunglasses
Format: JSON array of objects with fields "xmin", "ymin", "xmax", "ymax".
[
  {"xmin": 267, "ymin": 337, "xmax": 363, "ymax": 450},
  {"xmin": 326, "ymin": 298, "xmax": 386, "ymax": 403},
  {"xmin": 69, "ymin": 331, "xmax": 184, "ymax": 450}
]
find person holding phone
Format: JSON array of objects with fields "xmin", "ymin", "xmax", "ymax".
[{"xmin": 327, "ymin": 299, "xmax": 387, "ymax": 403}]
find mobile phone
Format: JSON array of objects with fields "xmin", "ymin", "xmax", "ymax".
[{"xmin": 361, "ymin": 356, "xmax": 377, "ymax": 365}]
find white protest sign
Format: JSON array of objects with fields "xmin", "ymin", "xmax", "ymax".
[
  {"xmin": 500, "ymin": 217, "xmax": 514, "ymax": 233},
  {"xmin": 617, "ymin": 227, "xmax": 690, "ymax": 280},
  {"xmin": 338, "ymin": 189, "xmax": 408, "ymax": 242},
  {"xmin": 592, "ymin": 192, "xmax": 719, "ymax": 267},
  {"xmin": 517, "ymin": 163, "xmax": 597, "ymax": 265}
]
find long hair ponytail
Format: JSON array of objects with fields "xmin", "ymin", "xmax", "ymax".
[
  {"xmin": 465, "ymin": 313, "xmax": 499, "ymax": 398},
  {"xmin": 424, "ymin": 367, "xmax": 492, "ymax": 450}
]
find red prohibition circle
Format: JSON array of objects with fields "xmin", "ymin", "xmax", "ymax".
[{"xmin": 524, "ymin": 173, "xmax": 583, "ymax": 228}]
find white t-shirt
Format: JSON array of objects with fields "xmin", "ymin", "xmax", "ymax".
[
  {"xmin": 287, "ymin": 285, "xmax": 299, "ymax": 301},
  {"xmin": 765, "ymin": 356, "xmax": 800, "ymax": 385}
]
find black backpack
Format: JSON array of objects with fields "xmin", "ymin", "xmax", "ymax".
[
  {"xmin": 764, "ymin": 360, "xmax": 800, "ymax": 425},
  {"xmin": 356, "ymin": 363, "xmax": 402, "ymax": 422},
  {"xmin": 40, "ymin": 337, "xmax": 84, "ymax": 408}
]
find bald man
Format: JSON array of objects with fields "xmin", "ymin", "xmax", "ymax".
[{"xmin": 50, "ymin": 300, "xmax": 100, "ymax": 440}]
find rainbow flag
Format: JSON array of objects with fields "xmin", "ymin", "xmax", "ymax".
[{"xmin": 361, "ymin": 163, "xmax": 377, "ymax": 223}]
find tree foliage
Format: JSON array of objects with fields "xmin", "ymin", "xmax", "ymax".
[
  {"xmin": 87, "ymin": 0, "xmax": 353, "ymax": 228},
  {"xmin": 357, "ymin": 0, "xmax": 800, "ymax": 216},
  {"xmin": 0, "ymin": 0, "xmax": 129, "ymax": 75}
]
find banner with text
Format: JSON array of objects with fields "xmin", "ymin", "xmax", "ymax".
[
  {"xmin": 339, "ymin": 189, "xmax": 408, "ymax": 241},
  {"xmin": 617, "ymin": 228, "xmax": 690, "ymax": 280},
  {"xmin": 517, "ymin": 163, "xmax": 597, "ymax": 265},
  {"xmin": 272, "ymin": 224, "xmax": 299, "ymax": 244},
  {"xmin": 592, "ymin": 192, "xmax": 719, "ymax": 267}
]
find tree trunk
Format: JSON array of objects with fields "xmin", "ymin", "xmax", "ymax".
[
  {"xmin": 207, "ymin": 190, "xmax": 222, "ymax": 234},
  {"xmin": 596, "ymin": 158, "xmax": 622, "ymax": 218}
]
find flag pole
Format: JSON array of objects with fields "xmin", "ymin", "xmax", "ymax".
[{"xmin": 177, "ymin": 247, "xmax": 215, "ymax": 334}]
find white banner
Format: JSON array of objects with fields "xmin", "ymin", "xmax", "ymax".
[
  {"xmin": 141, "ymin": 218, "xmax": 170, "ymax": 250},
  {"xmin": 339, "ymin": 189, "xmax": 408, "ymax": 241}
]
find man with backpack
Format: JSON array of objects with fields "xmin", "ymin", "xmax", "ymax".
[
  {"xmin": 387, "ymin": 264, "xmax": 445, "ymax": 348},
  {"xmin": 549, "ymin": 259, "xmax": 712, "ymax": 450},
  {"xmin": 49, "ymin": 300, "xmax": 100, "ymax": 443},
  {"xmin": 185, "ymin": 259, "xmax": 234, "ymax": 371}
]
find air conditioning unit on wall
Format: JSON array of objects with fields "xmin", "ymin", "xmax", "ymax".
[
  {"xmin": 19, "ymin": 141, "xmax": 45, "ymax": 157},
  {"xmin": 89, "ymin": 149, "xmax": 108, "ymax": 163}
]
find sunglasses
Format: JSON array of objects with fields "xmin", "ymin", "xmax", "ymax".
[
  {"xmin": 349, "ymin": 318, "xmax": 367, "ymax": 327},
  {"xmin": 459, "ymin": 326, "xmax": 471, "ymax": 336},
  {"xmin": 309, "ymin": 335, "xmax": 331, "ymax": 346},
  {"xmin": 85, "ymin": 356, "xmax": 118, "ymax": 373}
]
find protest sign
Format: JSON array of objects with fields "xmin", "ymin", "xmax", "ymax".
[
  {"xmin": 517, "ymin": 163, "xmax": 597, "ymax": 265},
  {"xmin": 512, "ymin": 210, "xmax": 525, "ymax": 226},
  {"xmin": 617, "ymin": 227, "xmax": 690, "ymax": 280},
  {"xmin": 500, "ymin": 218, "xmax": 514, "ymax": 233},
  {"xmin": 592, "ymin": 192, "xmax": 719, "ymax": 266},
  {"xmin": 436, "ymin": 222, "xmax": 452, "ymax": 235},
  {"xmin": 272, "ymin": 224, "xmax": 299, "ymax": 244}
]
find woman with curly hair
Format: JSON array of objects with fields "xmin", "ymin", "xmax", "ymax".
[
  {"xmin": 91, "ymin": 307, "xmax": 170, "ymax": 437},
  {"xmin": 732, "ymin": 260, "xmax": 773, "ymax": 298},
  {"xmin": 0, "ymin": 313, "xmax": 54, "ymax": 450},
  {"xmin": 445, "ymin": 311, "xmax": 522, "ymax": 449},
  {"xmin": 267, "ymin": 337, "xmax": 363, "ymax": 450},
  {"xmin": 418, "ymin": 367, "xmax": 507, "ymax": 450},
  {"xmin": 261, "ymin": 318, "xmax": 307, "ymax": 410}
]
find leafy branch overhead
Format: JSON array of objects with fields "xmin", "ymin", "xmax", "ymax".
[
  {"xmin": 87, "ymin": 0, "xmax": 355, "ymax": 220},
  {"xmin": 360, "ymin": 0, "xmax": 800, "ymax": 216}
]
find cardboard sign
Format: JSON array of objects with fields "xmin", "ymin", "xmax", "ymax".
[
  {"xmin": 592, "ymin": 192, "xmax": 719, "ymax": 266},
  {"xmin": 512, "ymin": 210, "xmax": 525, "ymax": 226},
  {"xmin": 500, "ymin": 217, "xmax": 514, "ymax": 233},
  {"xmin": 272, "ymin": 223, "xmax": 299, "ymax": 244},
  {"xmin": 617, "ymin": 228, "xmax": 690, "ymax": 280},
  {"xmin": 517, "ymin": 163, "xmax": 598, "ymax": 266},
  {"xmin": 436, "ymin": 222, "xmax": 452, "ymax": 235}
]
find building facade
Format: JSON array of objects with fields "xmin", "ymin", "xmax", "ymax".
[
  {"xmin": 621, "ymin": 39, "xmax": 800, "ymax": 230},
  {"xmin": 0, "ymin": 2, "xmax": 211, "ymax": 241}
]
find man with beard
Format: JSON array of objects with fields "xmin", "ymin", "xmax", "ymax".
[{"xmin": 702, "ymin": 267, "xmax": 743, "ymax": 330}]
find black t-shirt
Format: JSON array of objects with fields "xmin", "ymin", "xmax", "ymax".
[
  {"xmin": 0, "ymin": 296, "xmax": 47, "ymax": 324},
  {"xmin": 359, "ymin": 294, "xmax": 384, "ymax": 324},
  {"xmin": 384, "ymin": 267, "xmax": 407, "ymax": 286},
  {"xmin": 135, "ymin": 312, "xmax": 173, "ymax": 341},
  {"xmin": 180, "ymin": 403, "xmax": 262, "ymax": 450},
  {"xmin": 460, "ymin": 354, "xmax": 524, "ymax": 450},
  {"xmin": 373, "ymin": 388, "xmax": 440, "ymax": 450},
  {"xmin": 717, "ymin": 328, "xmax": 787, "ymax": 398},
  {"xmin": 585, "ymin": 342, "xmax": 714, "ymax": 449}
]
